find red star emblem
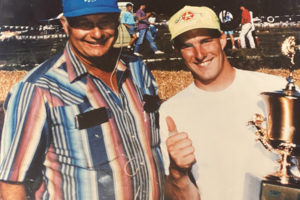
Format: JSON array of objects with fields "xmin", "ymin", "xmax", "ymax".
[{"xmin": 181, "ymin": 11, "xmax": 194, "ymax": 21}]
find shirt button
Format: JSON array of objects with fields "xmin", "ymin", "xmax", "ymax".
[{"xmin": 95, "ymin": 134, "xmax": 100, "ymax": 138}]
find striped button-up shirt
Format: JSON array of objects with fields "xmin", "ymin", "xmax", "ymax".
[{"xmin": 0, "ymin": 42, "xmax": 164, "ymax": 199}]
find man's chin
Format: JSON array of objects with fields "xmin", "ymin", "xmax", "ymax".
[
  {"xmin": 88, "ymin": 48, "xmax": 119, "ymax": 63},
  {"xmin": 86, "ymin": 48, "xmax": 111, "ymax": 58}
]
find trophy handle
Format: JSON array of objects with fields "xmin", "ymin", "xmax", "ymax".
[
  {"xmin": 249, "ymin": 114, "xmax": 297, "ymax": 184},
  {"xmin": 248, "ymin": 113, "xmax": 274, "ymax": 152}
]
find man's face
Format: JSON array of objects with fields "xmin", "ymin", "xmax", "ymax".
[
  {"xmin": 177, "ymin": 29, "xmax": 227, "ymax": 86},
  {"xmin": 127, "ymin": 5, "xmax": 133, "ymax": 12},
  {"xmin": 61, "ymin": 13, "xmax": 119, "ymax": 61}
]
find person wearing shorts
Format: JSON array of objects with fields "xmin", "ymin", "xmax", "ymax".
[{"xmin": 121, "ymin": 3, "xmax": 137, "ymax": 50}]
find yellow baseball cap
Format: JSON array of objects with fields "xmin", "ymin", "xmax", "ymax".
[{"xmin": 168, "ymin": 6, "xmax": 221, "ymax": 40}]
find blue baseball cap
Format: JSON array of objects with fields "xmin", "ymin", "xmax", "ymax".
[{"xmin": 63, "ymin": 0, "xmax": 121, "ymax": 17}]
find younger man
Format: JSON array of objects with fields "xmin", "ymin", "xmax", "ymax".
[{"xmin": 160, "ymin": 6, "xmax": 287, "ymax": 200}]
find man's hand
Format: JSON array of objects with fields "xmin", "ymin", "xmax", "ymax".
[
  {"xmin": 0, "ymin": 181, "xmax": 26, "ymax": 200},
  {"xmin": 166, "ymin": 116, "xmax": 196, "ymax": 176},
  {"xmin": 146, "ymin": 12, "xmax": 151, "ymax": 18},
  {"xmin": 164, "ymin": 116, "xmax": 200, "ymax": 200}
]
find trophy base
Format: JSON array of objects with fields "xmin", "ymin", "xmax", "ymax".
[
  {"xmin": 260, "ymin": 180, "xmax": 300, "ymax": 200},
  {"xmin": 265, "ymin": 174, "xmax": 299, "ymax": 185}
]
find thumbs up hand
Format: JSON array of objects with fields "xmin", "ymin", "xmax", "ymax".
[
  {"xmin": 166, "ymin": 116, "xmax": 196, "ymax": 173},
  {"xmin": 164, "ymin": 116, "xmax": 200, "ymax": 199}
]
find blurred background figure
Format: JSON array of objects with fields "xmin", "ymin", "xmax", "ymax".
[
  {"xmin": 249, "ymin": 9, "xmax": 259, "ymax": 48},
  {"xmin": 148, "ymin": 12, "xmax": 158, "ymax": 40},
  {"xmin": 121, "ymin": 3, "xmax": 137, "ymax": 51},
  {"xmin": 133, "ymin": 2, "xmax": 163, "ymax": 57},
  {"xmin": 239, "ymin": 5, "xmax": 256, "ymax": 48},
  {"xmin": 219, "ymin": 9, "xmax": 237, "ymax": 49}
]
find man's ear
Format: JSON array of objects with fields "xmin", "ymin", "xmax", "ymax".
[
  {"xmin": 171, "ymin": 40, "xmax": 180, "ymax": 53},
  {"xmin": 219, "ymin": 32, "xmax": 227, "ymax": 50},
  {"xmin": 60, "ymin": 16, "xmax": 69, "ymax": 37},
  {"xmin": 113, "ymin": 26, "xmax": 119, "ymax": 43}
]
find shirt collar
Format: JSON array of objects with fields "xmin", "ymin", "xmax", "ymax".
[
  {"xmin": 64, "ymin": 42, "xmax": 130, "ymax": 83},
  {"xmin": 64, "ymin": 42, "xmax": 88, "ymax": 83}
]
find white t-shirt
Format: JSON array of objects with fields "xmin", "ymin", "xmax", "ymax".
[
  {"xmin": 159, "ymin": 68, "xmax": 288, "ymax": 200},
  {"xmin": 148, "ymin": 16, "xmax": 156, "ymax": 26}
]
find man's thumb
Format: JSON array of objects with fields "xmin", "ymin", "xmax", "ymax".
[{"xmin": 166, "ymin": 116, "xmax": 177, "ymax": 135}]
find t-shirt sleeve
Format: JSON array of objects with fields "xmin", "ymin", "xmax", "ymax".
[
  {"xmin": 0, "ymin": 82, "xmax": 47, "ymax": 183},
  {"xmin": 121, "ymin": 12, "xmax": 128, "ymax": 24}
]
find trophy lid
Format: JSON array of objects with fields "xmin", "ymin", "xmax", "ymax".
[
  {"xmin": 262, "ymin": 36, "xmax": 300, "ymax": 98},
  {"xmin": 261, "ymin": 89, "xmax": 300, "ymax": 99}
]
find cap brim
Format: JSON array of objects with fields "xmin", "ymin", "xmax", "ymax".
[
  {"xmin": 172, "ymin": 28, "xmax": 221, "ymax": 48},
  {"xmin": 64, "ymin": 6, "xmax": 121, "ymax": 17},
  {"xmin": 173, "ymin": 28, "xmax": 221, "ymax": 40}
]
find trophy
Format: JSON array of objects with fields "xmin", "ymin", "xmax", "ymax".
[{"xmin": 249, "ymin": 36, "xmax": 300, "ymax": 199}]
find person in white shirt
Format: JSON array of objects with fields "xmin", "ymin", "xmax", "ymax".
[
  {"xmin": 161, "ymin": 6, "xmax": 288, "ymax": 200},
  {"xmin": 148, "ymin": 13, "xmax": 157, "ymax": 40},
  {"xmin": 219, "ymin": 10, "xmax": 237, "ymax": 49}
]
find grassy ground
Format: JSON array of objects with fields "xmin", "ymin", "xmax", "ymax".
[{"xmin": 0, "ymin": 68, "xmax": 299, "ymax": 102}]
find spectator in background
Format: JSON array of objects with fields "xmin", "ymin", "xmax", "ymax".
[
  {"xmin": 249, "ymin": 10, "xmax": 259, "ymax": 48},
  {"xmin": 219, "ymin": 10, "xmax": 237, "ymax": 49},
  {"xmin": 121, "ymin": 3, "xmax": 137, "ymax": 50},
  {"xmin": 148, "ymin": 12, "xmax": 158, "ymax": 40},
  {"xmin": 133, "ymin": 2, "xmax": 164, "ymax": 57},
  {"xmin": 239, "ymin": 5, "xmax": 256, "ymax": 48}
]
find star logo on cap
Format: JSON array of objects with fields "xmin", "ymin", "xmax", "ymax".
[{"xmin": 181, "ymin": 11, "xmax": 194, "ymax": 21}]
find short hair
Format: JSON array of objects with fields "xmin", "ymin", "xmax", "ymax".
[
  {"xmin": 126, "ymin": 3, "xmax": 133, "ymax": 7},
  {"xmin": 139, "ymin": 1, "xmax": 147, "ymax": 6}
]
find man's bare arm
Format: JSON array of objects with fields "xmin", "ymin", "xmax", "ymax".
[
  {"xmin": 137, "ymin": 12, "xmax": 151, "ymax": 21},
  {"xmin": 0, "ymin": 181, "xmax": 26, "ymax": 200},
  {"xmin": 165, "ymin": 166, "xmax": 200, "ymax": 200}
]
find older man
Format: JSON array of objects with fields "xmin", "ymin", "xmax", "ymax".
[
  {"xmin": 160, "ymin": 6, "xmax": 287, "ymax": 200},
  {"xmin": 0, "ymin": 0, "xmax": 164, "ymax": 199}
]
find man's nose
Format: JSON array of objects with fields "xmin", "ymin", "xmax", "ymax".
[
  {"xmin": 194, "ymin": 45, "xmax": 206, "ymax": 60},
  {"xmin": 90, "ymin": 26, "xmax": 103, "ymax": 39}
]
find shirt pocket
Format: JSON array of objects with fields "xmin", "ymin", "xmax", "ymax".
[{"xmin": 49, "ymin": 101, "xmax": 117, "ymax": 170}]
